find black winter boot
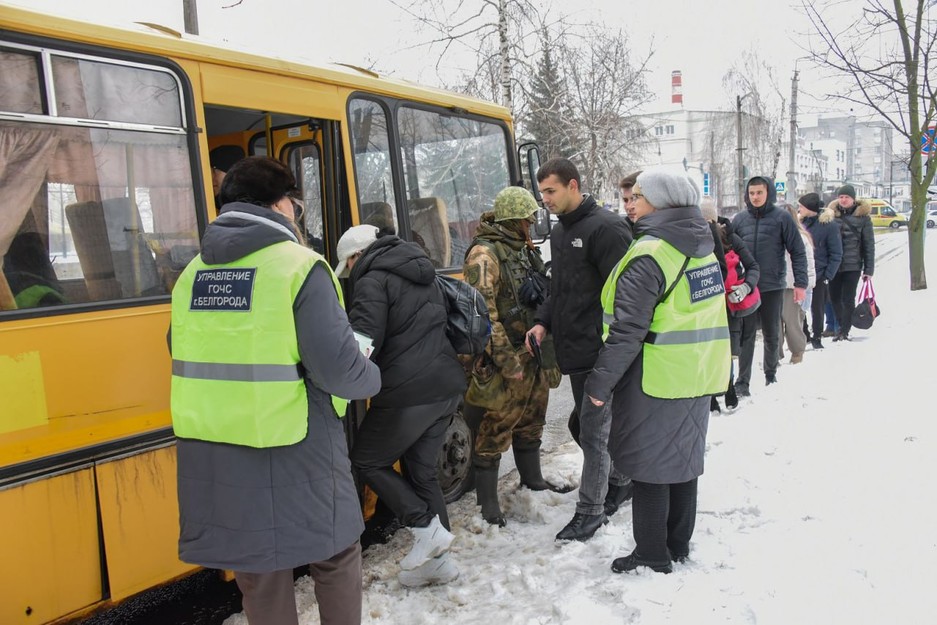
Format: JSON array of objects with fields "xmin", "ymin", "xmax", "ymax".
[
  {"xmin": 555, "ymin": 511, "xmax": 608, "ymax": 541},
  {"xmin": 604, "ymin": 480, "xmax": 634, "ymax": 517},
  {"xmin": 513, "ymin": 443, "xmax": 573, "ymax": 493},
  {"xmin": 724, "ymin": 380, "xmax": 738, "ymax": 409},
  {"xmin": 474, "ymin": 462, "xmax": 506, "ymax": 527},
  {"xmin": 710, "ymin": 396, "xmax": 721, "ymax": 413}
]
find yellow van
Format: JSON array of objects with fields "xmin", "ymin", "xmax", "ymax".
[{"xmin": 865, "ymin": 198, "xmax": 908, "ymax": 229}]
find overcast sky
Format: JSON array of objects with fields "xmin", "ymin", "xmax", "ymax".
[{"xmin": 4, "ymin": 0, "xmax": 870, "ymax": 121}]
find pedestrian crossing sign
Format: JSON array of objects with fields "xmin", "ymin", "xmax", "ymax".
[{"xmin": 775, "ymin": 181, "xmax": 786, "ymax": 194}]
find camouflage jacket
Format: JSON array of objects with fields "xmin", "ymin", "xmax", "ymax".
[{"xmin": 463, "ymin": 213, "xmax": 548, "ymax": 378}]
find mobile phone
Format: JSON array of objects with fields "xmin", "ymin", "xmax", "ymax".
[{"xmin": 529, "ymin": 333, "xmax": 543, "ymax": 368}]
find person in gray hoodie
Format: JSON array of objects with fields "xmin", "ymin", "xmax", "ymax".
[{"xmin": 171, "ymin": 157, "xmax": 380, "ymax": 625}]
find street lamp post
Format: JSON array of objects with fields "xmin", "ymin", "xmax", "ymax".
[{"xmin": 736, "ymin": 93, "xmax": 753, "ymax": 208}]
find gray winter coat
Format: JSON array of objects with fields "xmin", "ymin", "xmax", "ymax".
[
  {"xmin": 584, "ymin": 207, "xmax": 716, "ymax": 485},
  {"xmin": 731, "ymin": 177, "xmax": 808, "ymax": 293},
  {"xmin": 173, "ymin": 203, "xmax": 381, "ymax": 573},
  {"xmin": 829, "ymin": 198, "xmax": 875, "ymax": 276}
]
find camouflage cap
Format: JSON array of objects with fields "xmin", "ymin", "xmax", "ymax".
[{"xmin": 493, "ymin": 186, "xmax": 539, "ymax": 222}]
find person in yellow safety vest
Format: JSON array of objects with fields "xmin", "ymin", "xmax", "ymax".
[
  {"xmin": 583, "ymin": 167, "xmax": 730, "ymax": 575},
  {"xmin": 170, "ymin": 157, "xmax": 380, "ymax": 625}
]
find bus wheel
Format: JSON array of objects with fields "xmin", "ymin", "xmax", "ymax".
[{"xmin": 438, "ymin": 410, "xmax": 474, "ymax": 503}]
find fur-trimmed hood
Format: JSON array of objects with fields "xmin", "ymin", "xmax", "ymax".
[
  {"xmin": 815, "ymin": 205, "xmax": 837, "ymax": 224},
  {"xmin": 828, "ymin": 197, "xmax": 871, "ymax": 218}
]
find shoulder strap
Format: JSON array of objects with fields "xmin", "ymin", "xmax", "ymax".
[{"xmin": 659, "ymin": 256, "xmax": 691, "ymax": 304}]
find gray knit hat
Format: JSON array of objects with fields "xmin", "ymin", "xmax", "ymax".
[{"xmin": 636, "ymin": 168, "xmax": 700, "ymax": 209}]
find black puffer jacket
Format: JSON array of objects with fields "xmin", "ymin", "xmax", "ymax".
[
  {"xmin": 534, "ymin": 195, "xmax": 632, "ymax": 374},
  {"xmin": 828, "ymin": 199, "xmax": 875, "ymax": 276},
  {"xmin": 730, "ymin": 176, "xmax": 808, "ymax": 292},
  {"xmin": 348, "ymin": 234, "xmax": 466, "ymax": 408}
]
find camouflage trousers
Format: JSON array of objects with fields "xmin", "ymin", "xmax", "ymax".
[{"xmin": 474, "ymin": 359, "xmax": 549, "ymax": 462}]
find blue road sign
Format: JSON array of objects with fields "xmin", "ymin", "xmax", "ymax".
[
  {"xmin": 703, "ymin": 173, "xmax": 711, "ymax": 196},
  {"xmin": 775, "ymin": 181, "xmax": 786, "ymax": 194},
  {"xmin": 922, "ymin": 126, "xmax": 936, "ymax": 155}
]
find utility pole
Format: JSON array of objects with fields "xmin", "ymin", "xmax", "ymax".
[
  {"xmin": 736, "ymin": 95, "xmax": 745, "ymax": 208},
  {"xmin": 183, "ymin": 0, "xmax": 199, "ymax": 35},
  {"xmin": 786, "ymin": 69, "xmax": 799, "ymax": 204}
]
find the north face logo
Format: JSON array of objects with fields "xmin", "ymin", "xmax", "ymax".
[{"xmin": 571, "ymin": 238, "xmax": 583, "ymax": 248}]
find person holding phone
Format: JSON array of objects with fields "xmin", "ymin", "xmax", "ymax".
[{"xmin": 462, "ymin": 186, "xmax": 565, "ymax": 527}]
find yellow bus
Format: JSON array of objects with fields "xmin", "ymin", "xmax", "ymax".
[{"xmin": 0, "ymin": 7, "xmax": 543, "ymax": 623}]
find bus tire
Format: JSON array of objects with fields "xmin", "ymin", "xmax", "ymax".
[{"xmin": 437, "ymin": 408, "xmax": 476, "ymax": 503}]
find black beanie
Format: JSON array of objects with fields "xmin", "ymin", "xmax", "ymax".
[
  {"xmin": 836, "ymin": 184, "xmax": 856, "ymax": 200},
  {"xmin": 799, "ymin": 193, "xmax": 822, "ymax": 213}
]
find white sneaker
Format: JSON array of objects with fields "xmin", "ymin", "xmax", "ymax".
[
  {"xmin": 398, "ymin": 552, "xmax": 459, "ymax": 587},
  {"xmin": 399, "ymin": 516, "xmax": 454, "ymax": 571}
]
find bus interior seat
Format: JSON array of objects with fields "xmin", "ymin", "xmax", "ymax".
[
  {"xmin": 360, "ymin": 201, "xmax": 396, "ymax": 234},
  {"xmin": 65, "ymin": 198, "xmax": 162, "ymax": 300},
  {"xmin": 407, "ymin": 196, "xmax": 451, "ymax": 268}
]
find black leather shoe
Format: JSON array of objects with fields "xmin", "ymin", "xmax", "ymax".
[
  {"xmin": 611, "ymin": 553, "xmax": 673, "ymax": 574},
  {"xmin": 555, "ymin": 512, "xmax": 608, "ymax": 541},
  {"xmin": 603, "ymin": 481, "xmax": 634, "ymax": 517},
  {"xmin": 810, "ymin": 337, "xmax": 824, "ymax": 349}
]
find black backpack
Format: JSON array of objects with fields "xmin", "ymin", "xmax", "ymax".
[{"xmin": 435, "ymin": 274, "xmax": 491, "ymax": 355}]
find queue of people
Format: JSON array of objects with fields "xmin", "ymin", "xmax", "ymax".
[{"xmin": 168, "ymin": 155, "xmax": 877, "ymax": 625}]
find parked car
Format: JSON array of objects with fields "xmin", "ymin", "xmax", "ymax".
[
  {"xmin": 865, "ymin": 198, "xmax": 908, "ymax": 229},
  {"xmin": 927, "ymin": 210, "xmax": 937, "ymax": 229}
]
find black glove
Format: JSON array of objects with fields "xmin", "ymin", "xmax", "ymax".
[{"xmin": 518, "ymin": 269, "xmax": 549, "ymax": 307}]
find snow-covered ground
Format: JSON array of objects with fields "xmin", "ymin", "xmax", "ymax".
[{"xmin": 226, "ymin": 228, "xmax": 937, "ymax": 625}]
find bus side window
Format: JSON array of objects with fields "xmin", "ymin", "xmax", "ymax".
[
  {"xmin": 286, "ymin": 143, "xmax": 325, "ymax": 254},
  {"xmin": 0, "ymin": 44, "xmax": 199, "ymax": 313}
]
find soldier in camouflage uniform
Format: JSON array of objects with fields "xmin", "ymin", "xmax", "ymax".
[{"xmin": 463, "ymin": 186, "xmax": 568, "ymax": 526}]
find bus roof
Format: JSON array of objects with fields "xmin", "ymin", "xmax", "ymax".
[{"xmin": 0, "ymin": 5, "xmax": 513, "ymax": 121}]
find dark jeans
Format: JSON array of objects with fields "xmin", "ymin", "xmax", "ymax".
[
  {"xmin": 737, "ymin": 288, "xmax": 784, "ymax": 386},
  {"xmin": 631, "ymin": 479, "xmax": 698, "ymax": 562},
  {"xmin": 810, "ymin": 280, "xmax": 829, "ymax": 339},
  {"xmin": 235, "ymin": 541, "xmax": 362, "ymax": 625},
  {"xmin": 351, "ymin": 395, "xmax": 460, "ymax": 529},
  {"xmin": 830, "ymin": 270, "xmax": 862, "ymax": 337}
]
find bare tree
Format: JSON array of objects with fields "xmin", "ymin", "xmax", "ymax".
[
  {"xmin": 722, "ymin": 51, "xmax": 788, "ymax": 187},
  {"xmin": 388, "ymin": 0, "xmax": 544, "ymax": 110},
  {"xmin": 558, "ymin": 29, "xmax": 654, "ymax": 200},
  {"xmin": 804, "ymin": 0, "xmax": 937, "ymax": 290}
]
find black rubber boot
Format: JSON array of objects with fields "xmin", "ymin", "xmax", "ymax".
[
  {"xmin": 474, "ymin": 462, "xmax": 506, "ymax": 527},
  {"xmin": 513, "ymin": 443, "xmax": 573, "ymax": 493}
]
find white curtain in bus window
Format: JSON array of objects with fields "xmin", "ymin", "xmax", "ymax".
[
  {"xmin": 397, "ymin": 107, "xmax": 510, "ymax": 269},
  {"xmin": 0, "ymin": 52, "xmax": 198, "ymax": 312},
  {"xmin": 348, "ymin": 99, "xmax": 399, "ymax": 234}
]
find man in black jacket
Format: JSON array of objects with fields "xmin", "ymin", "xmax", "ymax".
[
  {"xmin": 731, "ymin": 177, "xmax": 808, "ymax": 396},
  {"xmin": 526, "ymin": 158, "xmax": 634, "ymax": 542}
]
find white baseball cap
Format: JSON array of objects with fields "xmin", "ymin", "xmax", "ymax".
[{"xmin": 334, "ymin": 224, "xmax": 379, "ymax": 278}]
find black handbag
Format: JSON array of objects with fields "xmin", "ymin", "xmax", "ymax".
[{"xmin": 851, "ymin": 277, "xmax": 880, "ymax": 330}]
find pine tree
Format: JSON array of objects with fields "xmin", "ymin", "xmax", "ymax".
[{"xmin": 523, "ymin": 36, "xmax": 574, "ymax": 160}]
